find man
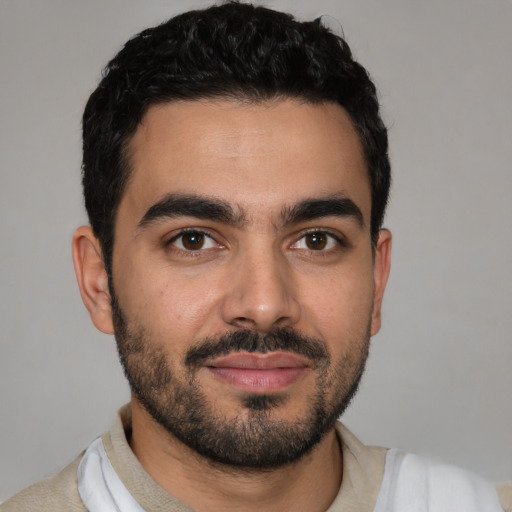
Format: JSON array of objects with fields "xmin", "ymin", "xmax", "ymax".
[{"xmin": 2, "ymin": 2, "xmax": 510, "ymax": 511}]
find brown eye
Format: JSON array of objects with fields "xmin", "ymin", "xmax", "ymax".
[
  {"xmin": 290, "ymin": 231, "xmax": 340, "ymax": 252},
  {"xmin": 170, "ymin": 230, "xmax": 219, "ymax": 251},
  {"xmin": 181, "ymin": 231, "xmax": 205, "ymax": 250},
  {"xmin": 305, "ymin": 232, "xmax": 328, "ymax": 250}
]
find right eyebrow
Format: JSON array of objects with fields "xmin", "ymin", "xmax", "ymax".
[{"xmin": 137, "ymin": 193, "xmax": 246, "ymax": 229}]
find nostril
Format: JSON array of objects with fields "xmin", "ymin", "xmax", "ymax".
[
  {"xmin": 220, "ymin": 271, "xmax": 301, "ymax": 332},
  {"xmin": 274, "ymin": 316, "xmax": 290, "ymax": 327},
  {"xmin": 231, "ymin": 317, "xmax": 257, "ymax": 328},
  {"xmin": 230, "ymin": 315, "xmax": 293, "ymax": 333}
]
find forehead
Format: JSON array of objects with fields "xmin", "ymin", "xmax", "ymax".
[{"xmin": 119, "ymin": 99, "xmax": 370, "ymax": 226}]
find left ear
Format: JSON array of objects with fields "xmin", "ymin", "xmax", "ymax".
[{"xmin": 370, "ymin": 229, "xmax": 392, "ymax": 336}]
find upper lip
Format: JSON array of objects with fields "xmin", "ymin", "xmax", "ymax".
[{"xmin": 207, "ymin": 352, "xmax": 310, "ymax": 369}]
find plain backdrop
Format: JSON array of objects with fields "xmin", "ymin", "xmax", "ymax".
[{"xmin": 1, "ymin": 0, "xmax": 511, "ymax": 501}]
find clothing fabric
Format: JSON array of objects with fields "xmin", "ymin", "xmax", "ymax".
[
  {"xmin": 77, "ymin": 437, "xmax": 145, "ymax": 512},
  {"xmin": 2, "ymin": 405, "xmax": 509, "ymax": 512},
  {"xmin": 373, "ymin": 449, "xmax": 504, "ymax": 512}
]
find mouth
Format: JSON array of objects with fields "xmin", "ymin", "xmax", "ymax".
[{"xmin": 206, "ymin": 351, "xmax": 310, "ymax": 393}]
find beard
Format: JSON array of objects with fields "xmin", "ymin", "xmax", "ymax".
[{"xmin": 112, "ymin": 296, "xmax": 371, "ymax": 470}]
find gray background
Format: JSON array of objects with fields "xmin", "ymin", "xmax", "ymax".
[{"xmin": 1, "ymin": 0, "xmax": 511, "ymax": 501}]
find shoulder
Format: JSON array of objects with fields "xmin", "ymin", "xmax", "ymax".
[
  {"xmin": 1, "ymin": 454, "xmax": 86, "ymax": 512},
  {"xmin": 374, "ymin": 449, "xmax": 505, "ymax": 512},
  {"xmin": 497, "ymin": 481, "xmax": 512, "ymax": 512}
]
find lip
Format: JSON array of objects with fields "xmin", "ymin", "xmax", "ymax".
[{"xmin": 206, "ymin": 352, "xmax": 310, "ymax": 393}]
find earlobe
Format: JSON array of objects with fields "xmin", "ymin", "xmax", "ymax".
[
  {"xmin": 370, "ymin": 229, "xmax": 392, "ymax": 336},
  {"xmin": 72, "ymin": 226, "xmax": 114, "ymax": 334}
]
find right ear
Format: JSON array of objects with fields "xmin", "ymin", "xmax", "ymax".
[{"xmin": 72, "ymin": 225, "xmax": 114, "ymax": 334}]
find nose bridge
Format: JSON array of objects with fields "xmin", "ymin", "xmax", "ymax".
[{"xmin": 221, "ymin": 239, "xmax": 300, "ymax": 332}]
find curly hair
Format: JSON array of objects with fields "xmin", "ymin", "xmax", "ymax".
[{"xmin": 82, "ymin": 1, "xmax": 390, "ymax": 278}]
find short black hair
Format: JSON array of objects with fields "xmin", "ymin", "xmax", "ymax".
[{"xmin": 82, "ymin": 1, "xmax": 390, "ymax": 278}]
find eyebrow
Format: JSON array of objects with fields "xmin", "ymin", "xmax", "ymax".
[
  {"xmin": 138, "ymin": 193, "xmax": 364, "ymax": 231},
  {"xmin": 281, "ymin": 195, "xmax": 365, "ymax": 228},
  {"xmin": 138, "ymin": 193, "xmax": 246, "ymax": 228}
]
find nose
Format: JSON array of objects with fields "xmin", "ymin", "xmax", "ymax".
[{"xmin": 220, "ymin": 246, "xmax": 301, "ymax": 332}]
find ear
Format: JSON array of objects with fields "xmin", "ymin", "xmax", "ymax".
[
  {"xmin": 72, "ymin": 225, "xmax": 114, "ymax": 334},
  {"xmin": 370, "ymin": 229, "xmax": 392, "ymax": 336}
]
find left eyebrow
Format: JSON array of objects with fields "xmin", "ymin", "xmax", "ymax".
[{"xmin": 281, "ymin": 195, "xmax": 365, "ymax": 227}]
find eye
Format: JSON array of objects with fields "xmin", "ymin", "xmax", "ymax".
[
  {"xmin": 291, "ymin": 231, "xmax": 340, "ymax": 251},
  {"xmin": 169, "ymin": 230, "xmax": 219, "ymax": 251}
]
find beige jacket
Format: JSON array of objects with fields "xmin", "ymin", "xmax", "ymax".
[{"xmin": 2, "ymin": 405, "xmax": 510, "ymax": 511}]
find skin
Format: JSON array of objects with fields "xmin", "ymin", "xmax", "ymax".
[{"xmin": 73, "ymin": 99, "xmax": 392, "ymax": 512}]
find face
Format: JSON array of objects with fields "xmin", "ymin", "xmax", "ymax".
[{"xmin": 95, "ymin": 99, "xmax": 390, "ymax": 468}]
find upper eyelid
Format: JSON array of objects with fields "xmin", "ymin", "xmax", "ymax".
[
  {"xmin": 164, "ymin": 227, "xmax": 347, "ymax": 247},
  {"xmin": 295, "ymin": 228, "xmax": 346, "ymax": 242},
  {"xmin": 289, "ymin": 230, "xmax": 350, "ymax": 254},
  {"xmin": 167, "ymin": 227, "xmax": 217, "ymax": 242},
  {"xmin": 165, "ymin": 229, "xmax": 222, "ymax": 255}
]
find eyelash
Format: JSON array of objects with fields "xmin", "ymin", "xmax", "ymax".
[
  {"xmin": 292, "ymin": 229, "xmax": 346, "ymax": 253},
  {"xmin": 166, "ymin": 229, "xmax": 222, "ymax": 255},
  {"xmin": 166, "ymin": 228, "xmax": 346, "ymax": 256}
]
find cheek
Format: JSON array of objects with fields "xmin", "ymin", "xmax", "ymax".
[
  {"xmin": 157, "ymin": 280, "xmax": 219, "ymax": 329},
  {"xmin": 299, "ymin": 264, "xmax": 375, "ymax": 340},
  {"xmin": 116, "ymin": 259, "xmax": 224, "ymax": 342}
]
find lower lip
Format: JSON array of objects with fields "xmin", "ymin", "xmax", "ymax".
[{"xmin": 207, "ymin": 367, "xmax": 307, "ymax": 393}]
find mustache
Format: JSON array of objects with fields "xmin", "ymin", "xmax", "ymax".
[{"xmin": 185, "ymin": 328, "xmax": 330, "ymax": 368}]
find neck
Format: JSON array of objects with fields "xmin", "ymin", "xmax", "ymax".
[{"xmin": 129, "ymin": 399, "xmax": 343, "ymax": 512}]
